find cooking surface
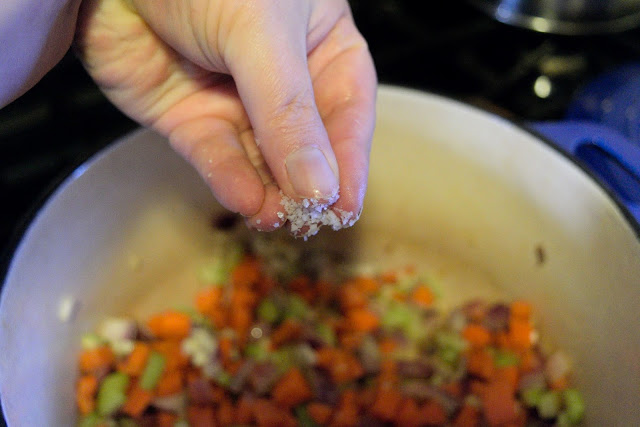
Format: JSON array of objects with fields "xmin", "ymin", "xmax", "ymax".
[{"xmin": 2, "ymin": 1, "xmax": 640, "ymax": 261}]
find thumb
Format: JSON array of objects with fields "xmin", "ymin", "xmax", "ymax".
[{"xmin": 224, "ymin": 1, "xmax": 340, "ymax": 202}]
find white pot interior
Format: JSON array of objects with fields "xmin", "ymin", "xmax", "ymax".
[{"xmin": 1, "ymin": 86, "xmax": 639, "ymax": 425}]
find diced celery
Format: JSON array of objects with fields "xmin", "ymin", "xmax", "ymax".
[
  {"xmin": 140, "ymin": 351, "xmax": 166, "ymax": 390},
  {"xmin": 81, "ymin": 333, "xmax": 104, "ymax": 350},
  {"xmin": 521, "ymin": 386, "xmax": 545, "ymax": 407},
  {"xmin": 215, "ymin": 370, "xmax": 231, "ymax": 387},
  {"xmin": 563, "ymin": 388, "xmax": 585, "ymax": 424},
  {"xmin": 173, "ymin": 420, "xmax": 189, "ymax": 427},
  {"xmin": 245, "ymin": 339, "xmax": 269, "ymax": 361},
  {"xmin": 257, "ymin": 299, "xmax": 279, "ymax": 324},
  {"xmin": 272, "ymin": 346, "xmax": 295, "ymax": 373},
  {"xmin": 537, "ymin": 390, "xmax": 561, "ymax": 419},
  {"xmin": 285, "ymin": 295, "xmax": 309, "ymax": 320},
  {"xmin": 438, "ymin": 346, "xmax": 460, "ymax": 365},
  {"xmin": 493, "ymin": 350, "xmax": 520, "ymax": 367},
  {"xmin": 436, "ymin": 331, "xmax": 467, "ymax": 354},
  {"xmin": 198, "ymin": 259, "xmax": 227, "ymax": 285},
  {"xmin": 556, "ymin": 411, "xmax": 572, "ymax": 427},
  {"xmin": 97, "ymin": 372, "xmax": 130, "ymax": 416},
  {"xmin": 77, "ymin": 412, "xmax": 102, "ymax": 427},
  {"xmin": 315, "ymin": 323, "xmax": 336, "ymax": 347},
  {"xmin": 118, "ymin": 418, "xmax": 138, "ymax": 427},
  {"xmin": 294, "ymin": 406, "xmax": 319, "ymax": 427},
  {"xmin": 381, "ymin": 302, "xmax": 412, "ymax": 330}
]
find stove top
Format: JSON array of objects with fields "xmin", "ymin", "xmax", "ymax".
[{"xmin": 2, "ymin": 0, "xmax": 640, "ymax": 260}]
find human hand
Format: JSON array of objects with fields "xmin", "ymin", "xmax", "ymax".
[{"xmin": 75, "ymin": 0, "xmax": 376, "ymax": 234}]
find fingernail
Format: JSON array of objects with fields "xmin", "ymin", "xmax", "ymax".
[{"xmin": 286, "ymin": 147, "xmax": 338, "ymax": 199}]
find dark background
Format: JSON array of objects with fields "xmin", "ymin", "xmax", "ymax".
[{"xmin": 2, "ymin": 1, "xmax": 640, "ymax": 261}]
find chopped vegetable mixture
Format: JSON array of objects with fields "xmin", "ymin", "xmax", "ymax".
[{"xmin": 76, "ymin": 241, "xmax": 583, "ymax": 426}]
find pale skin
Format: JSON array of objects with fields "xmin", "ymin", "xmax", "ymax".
[{"xmin": 1, "ymin": 0, "xmax": 377, "ymax": 232}]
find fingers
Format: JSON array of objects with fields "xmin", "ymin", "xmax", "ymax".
[
  {"xmin": 310, "ymin": 13, "xmax": 377, "ymax": 220},
  {"xmin": 168, "ymin": 117, "xmax": 266, "ymax": 217},
  {"xmin": 224, "ymin": 0, "xmax": 340, "ymax": 202}
]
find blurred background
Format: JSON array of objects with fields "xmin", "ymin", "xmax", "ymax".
[{"xmin": 2, "ymin": 1, "xmax": 640, "ymax": 260}]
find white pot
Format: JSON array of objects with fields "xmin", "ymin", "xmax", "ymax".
[{"xmin": 1, "ymin": 86, "xmax": 639, "ymax": 425}]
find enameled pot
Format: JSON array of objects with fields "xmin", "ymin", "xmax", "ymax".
[{"xmin": 1, "ymin": 86, "xmax": 639, "ymax": 425}]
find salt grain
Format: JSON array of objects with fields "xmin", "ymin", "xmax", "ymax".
[{"xmin": 279, "ymin": 190, "xmax": 359, "ymax": 240}]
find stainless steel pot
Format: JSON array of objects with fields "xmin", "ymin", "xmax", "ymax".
[
  {"xmin": 1, "ymin": 86, "xmax": 639, "ymax": 425},
  {"xmin": 469, "ymin": 0, "xmax": 640, "ymax": 34}
]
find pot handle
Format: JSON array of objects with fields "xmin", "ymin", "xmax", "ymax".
[{"xmin": 530, "ymin": 121, "xmax": 640, "ymax": 225}]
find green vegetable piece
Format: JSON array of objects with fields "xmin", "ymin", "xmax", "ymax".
[
  {"xmin": 521, "ymin": 387, "xmax": 545, "ymax": 408},
  {"xmin": 198, "ymin": 259, "xmax": 227, "ymax": 285},
  {"xmin": 555, "ymin": 411, "xmax": 572, "ymax": 427},
  {"xmin": 140, "ymin": 351, "xmax": 166, "ymax": 390},
  {"xmin": 173, "ymin": 421, "xmax": 189, "ymax": 427},
  {"xmin": 215, "ymin": 370, "xmax": 232, "ymax": 387},
  {"xmin": 537, "ymin": 390, "xmax": 561, "ymax": 419},
  {"xmin": 294, "ymin": 406, "xmax": 319, "ymax": 427},
  {"xmin": 257, "ymin": 299, "xmax": 279, "ymax": 323},
  {"xmin": 272, "ymin": 346, "xmax": 295, "ymax": 373},
  {"xmin": 285, "ymin": 295, "xmax": 309, "ymax": 320},
  {"xmin": 438, "ymin": 346, "xmax": 460, "ymax": 365},
  {"xmin": 245, "ymin": 340, "xmax": 269, "ymax": 361},
  {"xmin": 81, "ymin": 333, "xmax": 104, "ymax": 350},
  {"xmin": 436, "ymin": 331, "xmax": 467, "ymax": 353},
  {"xmin": 494, "ymin": 350, "xmax": 520, "ymax": 367},
  {"xmin": 315, "ymin": 323, "xmax": 336, "ymax": 347},
  {"xmin": 563, "ymin": 388, "xmax": 585, "ymax": 423},
  {"xmin": 77, "ymin": 412, "xmax": 102, "ymax": 427},
  {"xmin": 381, "ymin": 302, "xmax": 412, "ymax": 330},
  {"xmin": 97, "ymin": 372, "xmax": 130, "ymax": 416},
  {"xmin": 118, "ymin": 418, "xmax": 139, "ymax": 427}
]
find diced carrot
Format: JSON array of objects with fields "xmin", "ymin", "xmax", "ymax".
[
  {"xmin": 333, "ymin": 352, "xmax": 364, "ymax": 384},
  {"xmin": 210, "ymin": 307, "xmax": 228, "ymax": 329},
  {"xmin": 330, "ymin": 390, "xmax": 359, "ymax": 427},
  {"xmin": 270, "ymin": 319, "xmax": 302, "ymax": 348},
  {"xmin": 369, "ymin": 388, "xmax": 402, "ymax": 421},
  {"xmin": 453, "ymin": 404, "xmax": 480, "ymax": 427},
  {"xmin": 288, "ymin": 275, "xmax": 312, "ymax": 293},
  {"xmin": 187, "ymin": 405, "xmax": 217, "ymax": 427},
  {"xmin": 467, "ymin": 349, "xmax": 495, "ymax": 380},
  {"xmin": 78, "ymin": 346, "xmax": 115, "ymax": 374},
  {"xmin": 256, "ymin": 275, "xmax": 276, "ymax": 298},
  {"xmin": 272, "ymin": 368, "xmax": 313, "ymax": 407},
  {"xmin": 235, "ymin": 394, "xmax": 255, "ymax": 424},
  {"xmin": 156, "ymin": 369, "xmax": 184, "ymax": 396},
  {"xmin": 481, "ymin": 379, "xmax": 519, "ymax": 426},
  {"xmin": 195, "ymin": 287, "xmax": 222, "ymax": 315},
  {"xmin": 519, "ymin": 350, "xmax": 540, "ymax": 373},
  {"xmin": 346, "ymin": 308, "xmax": 380, "ymax": 333},
  {"xmin": 122, "ymin": 382, "xmax": 154, "ymax": 417},
  {"xmin": 118, "ymin": 342, "xmax": 151, "ymax": 376},
  {"xmin": 462, "ymin": 324, "xmax": 491, "ymax": 348},
  {"xmin": 350, "ymin": 276, "xmax": 379, "ymax": 295},
  {"xmin": 147, "ymin": 310, "xmax": 191, "ymax": 340},
  {"xmin": 510, "ymin": 301, "xmax": 532, "ymax": 321},
  {"xmin": 230, "ymin": 308, "xmax": 252, "ymax": 345},
  {"xmin": 315, "ymin": 280, "xmax": 335, "ymax": 303},
  {"xmin": 469, "ymin": 380, "xmax": 487, "ymax": 397},
  {"xmin": 549, "ymin": 375, "xmax": 569, "ymax": 391},
  {"xmin": 339, "ymin": 331, "xmax": 364, "ymax": 352},
  {"xmin": 495, "ymin": 366, "xmax": 519, "ymax": 392},
  {"xmin": 420, "ymin": 400, "xmax": 448, "ymax": 425},
  {"xmin": 152, "ymin": 340, "xmax": 189, "ymax": 371},
  {"xmin": 308, "ymin": 402, "xmax": 333, "ymax": 425},
  {"xmin": 224, "ymin": 359, "xmax": 243, "ymax": 376},
  {"xmin": 217, "ymin": 397, "xmax": 236, "ymax": 426},
  {"xmin": 379, "ymin": 270, "xmax": 398, "ymax": 283},
  {"xmin": 76, "ymin": 375, "xmax": 98, "ymax": 415},
  {"xmin": 338, "ymin": 284, "xmax": 367, "ymax": 312},
  {"xmin": 231, "ymin": 257, "xmax": 261, "ymax": 288},
  {"xmin": 441, "ymin": 381, "xmax": 464, "ymax": 399},
  {"xmin": 254, "ymin": 399, "xmax": 297, "ymax": 427},
  {"xmin": 157, "ymin": 412, "xmax": 179, "ymax": 427},
  {"xmin": 396, "ymin": 398, "xmax": 423, "ymax": 427},
  {"xmin": 412, "ymin": 285, "xmax": 435, "ymax": 308},
  {"xmin": 378, "ymin": 359, "xmax": 397, "ymax": 388},
  {"xmin": 378, "ymin": 338, "xmax": 398, "ymax": 355},
  {"xmin": 358, "ymin": 386, "xmax": 377, "ymax": 409},
  {"xmin": 231, "ymin": 287, "xmax": 258, "ymax": 308},
  {"xmin": 218, "ymin": 336, "xmax": 234, "ymax": 362},
  {"xmin": 508, "ymin": 320, "xmax": 533, "ymax": 350},
  {"xmin": 495, "ymin": 331, "xmax": 511, "ymax": 350}
]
